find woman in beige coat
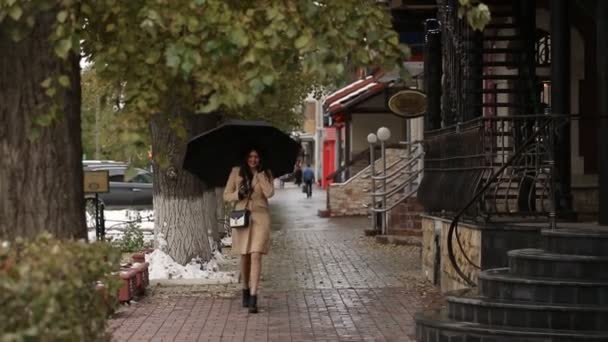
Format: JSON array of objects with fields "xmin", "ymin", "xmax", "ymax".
[{"xmin": 223, "ymin": 148, "xmax": 274, "ymax": 313}]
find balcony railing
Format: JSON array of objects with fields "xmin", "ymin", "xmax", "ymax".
[
  {"xmin": 418, "ymin": 114, "xmax": 566, "ymax": 286},
  {"xmin": 418, "ymin": 114, "xmax": 560, "ymax": 221}
]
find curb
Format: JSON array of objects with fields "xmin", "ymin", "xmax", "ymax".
[{"xmin": 150, "ymin": 275, "xmax": 239, "ymax": 286}]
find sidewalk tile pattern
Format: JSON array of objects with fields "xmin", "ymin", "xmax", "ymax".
[{"xmin": 109, "ymin": 186, "xmax": 443, "ymax": 341}]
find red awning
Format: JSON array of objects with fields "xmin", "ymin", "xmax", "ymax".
[
  {"xmin": 326, "ymin": 82, "xmax": 386, "ymax": 115},
  {"xmin": 323, "ymin": 74, "xmax": 387, "ymax": 118},
  {"xmin": 324, "ymin": 75, "xmax": 376, "ymax": 106}
]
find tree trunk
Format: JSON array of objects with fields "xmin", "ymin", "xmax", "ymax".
[
  {"xmin": 150, "ymin": 112, "xmax": 221, "ymax": 264},
  {"xmin": 0, "ymin": 12, "xmax": 85, "ymax": 240},
  {"xmin": 215, "ymin": 187, "xmax": 226, "ymax": 238}
]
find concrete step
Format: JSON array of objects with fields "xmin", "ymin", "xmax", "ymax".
[
  {"xmin": 389, "ymin": 228, "xmax": 422, "ymax": 237},
  {"xmin": 479, "ymin": 268, "xmax": 608, "ymax": 306},
  {"xmin": 446, "ymin": 288, "xmax": 608, "ymax": 331},
  {"xmin": 375, "ymin": 235, "xmax": 421, "ymax": 247},
  {"xmin": 416, "ymin": 309, "xmax": 608, "ymax": 342},
  {"xmin": 542, "ymin": 228, "xmax": 608, "ymax": 257},
  {"xmin": 508, "ymin": 248, "xmax": 608, "ymax": 281}
]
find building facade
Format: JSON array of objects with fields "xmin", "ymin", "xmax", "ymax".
[{"xmin": 415, "ymin": 0, "xmax": 608, "ymax": 340}]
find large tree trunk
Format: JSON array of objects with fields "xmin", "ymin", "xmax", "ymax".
[
  {"xmin": 150, "ymin": 112, "xmax": 221, "ymax": 265},
  {"xmin": 0, "ymin": 12, "xmax": 85, "ymax": 240},
  {"xmin": 215, "ymin": 187, "xmax": 226, "ymax": 238}
]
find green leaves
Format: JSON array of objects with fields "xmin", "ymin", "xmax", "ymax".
[
  {"xmin": 54, "ymin": 38, "xmax": 72, "ymax": 59},
  {"xmin": 229, "ymin": 28, "xmax": 249, "ymax": 47},
  {"xmin": 458, "ymin": 1, "xmax": 491, "ymax": 31},
  {"xmin": 76, "ymin": 0, "xmax": 423, "ymax": 126},
  {"xmin": 294, "ymin": 34, "xmax": 311, "ymax": 49},
  {"xmin": 0, "ymin": 234, "xmax": 121, "ymax": 340},
  {"xmin": 58, "ymin": 75, "xmax": 70, "ymax": 88},
  {"xmin": 8, "ymin": 5, "xmax": 22, "ymax": 20},
  {"xmin": 40, "ymin": 78, "xmax": 52, "ymax": 88},
  {"xmin": 262, "ymin": 74, "xmax": 274, "ymax": 86},
  {"xmin": 144, "ymin": 50, "xmax": 161, "ymax": 65},
  {"xmin": 32, "ymin": 112, "xmax": 56, "ymax": 127},
  {"xmin": 467, "ymin": 3, "xmax": 491, "ymax": 31},
  {"xmin": 165, "ymin": 45, "xmax": 181, "ymax": 70},
  {"xmin": 56, "ymin": 10, "xmax": 68, "ymax": 23}
]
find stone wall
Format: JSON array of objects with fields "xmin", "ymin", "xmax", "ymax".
[
  {"xmin": 421, "ymin": 218, "xmax": 439, "ymax": 284},
  {"xmin": 572, "ymin": 187, "xmax": 599, "ymax": 220},
  {"xmin": 389, "ymin": 197, "xmax": 424, "ymax": 233},
  {"xmin": 422, "ymin": 216, "xmax": 481, "ymax": 292},
  {"xmin": 439, "ymin": 219, "xmax": 481, "ymax": 292},
  {"xmin": 328, "ymin": 149, "xmax": 402, "ymax": 217},
  {"xmin": 422, "ymin": 215, "xmax": 542, "ymax": 293}
]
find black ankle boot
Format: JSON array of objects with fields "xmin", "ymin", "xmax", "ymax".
[
  {"xmin": 248, "ymin": 295, "xmax": 258, "ymax": 313},
  {"xmin": 242, "ymin": 289, "xmax": 250, "ymax": 308}
]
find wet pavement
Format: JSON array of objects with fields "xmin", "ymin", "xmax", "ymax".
[{"xmin": 108, "ymin": 184, "xmax": 443, "ymax": 341}]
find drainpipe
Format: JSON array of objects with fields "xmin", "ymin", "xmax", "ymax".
[
  {"xmin": 551, "ymin": 0, "xmax": 573, "ymax": 213},
  {"xmin": 598, "ymin": 1, "xmax": 608, "ymax": 225}
]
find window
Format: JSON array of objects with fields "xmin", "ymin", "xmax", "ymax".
[
  {"xmin": 109, "ymin": 174, "xmax": 124, "ymax": 182},
  {"xmin": 127, "ymin": 170, "xmax": 153, "ymax": 184},
  {"xmin": 535, "ymin": 30, "xmax": 551, "ymax": 67}
]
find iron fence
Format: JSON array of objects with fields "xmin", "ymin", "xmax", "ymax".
[{"xmin": 419, "ymin": 114, "xmax": 561, "ymax": 221}]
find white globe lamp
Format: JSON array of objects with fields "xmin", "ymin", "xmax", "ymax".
[
  {"xmin": 377, "ymin": 127, "xmax": 391, "ymax": 142},
  {"xmin": 367, "ymin": 133, "xmax": 378, "ymax": 144}
]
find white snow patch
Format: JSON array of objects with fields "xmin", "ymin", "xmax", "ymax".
[
  {"xmin": 104, "ymin": 210, "xmax": 154, "ymax": 230},
  {"xmin": 221, "ymin": 236, "xmax": 232, "ymax": 247},
  {"xmin": 88, "ymin": 229, "xmax": 97, "ymax": 242},
  {"xmin": 156, "ymin": 232, "xmax": 168, "ymax": 251},
  {"xmin": 86, "ymin": 209, "xmax": 154, "ymax": 242},
  {"xmin": 146, "ymin": 249, "xmax": 236, "ymax": 281},
  {"xmin": 213, "ymin": 250, "xmax": 226, "ymax": 262}
]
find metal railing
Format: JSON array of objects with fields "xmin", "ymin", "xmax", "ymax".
[
  {"xmin": 425, "ymin": 114, "xmax": 564, "ymax": 286},
  {"xmin": 325, "ymin": 143, "xmax": 403, "ymax": 183},
  {"xmin": 369, "ymin": 141, "xmax": 424, "ymax": 235},
  {"xmin": 422, "ymin": 115, "xmax": 560, "ymax": 219}
]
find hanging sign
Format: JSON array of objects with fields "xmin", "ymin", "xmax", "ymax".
[{"xmin": 388, "ymin": 89, "xmax": 427, "ymax": 118}]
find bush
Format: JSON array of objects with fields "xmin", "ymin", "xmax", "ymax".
[
  {"xmin": 112, "ymin": 222, "xmax": 145, "ymax": 253},
  {"xmin": 0, "ymin": 234, "xmax": 122, "ymax": 342}
]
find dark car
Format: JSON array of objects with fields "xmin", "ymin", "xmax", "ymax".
[{"xmin": 83, "ymin": 161, "xmax": 153, "ymax": 208}]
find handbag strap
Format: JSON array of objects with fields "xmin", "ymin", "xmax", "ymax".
[
  {"xmin": 244, "ymin": 190, "xmax": 252, "ymax": 209},
  {"xmin": 233, "ymin": 179, "xmax": 253, "ymax": 211}
]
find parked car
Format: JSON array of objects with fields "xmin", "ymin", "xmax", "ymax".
[{"xmin": 83, "ymin": 160, "xmax": 153, "ymax": 208}]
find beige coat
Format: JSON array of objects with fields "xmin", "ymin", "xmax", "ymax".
[{"xmin": 223, "ymin": 167, "xmax": 274, "ymax": 254}]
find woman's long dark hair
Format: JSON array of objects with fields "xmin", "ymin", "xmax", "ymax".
[{"xmin": 239, "ymin": 148, "xmax": 272, "ymax": 182}]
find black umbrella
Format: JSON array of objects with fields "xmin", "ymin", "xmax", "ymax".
[{"xmin": 183, "ymin": 120, "xmax": 301, "ymax": 187}]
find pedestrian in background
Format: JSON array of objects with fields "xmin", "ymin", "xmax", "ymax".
[
  {"xmin": 302, "ymin": 164, "xmax": 315, "ymax": 198},
  {"xmin": 294, "ymin": 162, "xmax": 302, "ymax": 187}
]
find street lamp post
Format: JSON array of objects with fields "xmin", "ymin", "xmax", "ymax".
[
  {"xmin": 377, "ymin": 127, "xmax": 391, "ymax": 235},
  {"xmin": 367, "ymin": 133, "xmax": 378, "ymax": 232}
]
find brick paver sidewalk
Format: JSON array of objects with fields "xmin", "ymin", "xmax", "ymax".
[{"xmin": 108, "ymin": 185, "xmax": 443, "ymax": 341}]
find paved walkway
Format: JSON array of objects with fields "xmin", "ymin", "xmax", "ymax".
[{"xmin": 108, "ymin": 185, "xmax": 443, "ymax": 341}]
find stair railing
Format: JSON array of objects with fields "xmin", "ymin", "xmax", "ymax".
[
  {"xmin": 325, "ymin": 143, "xmax": 403, "ymax": 183},
  {"xmin": 447, "ymin": 115, "xmax": 562, "ymax": 287},
  {"xmin": 369, "ymin": 141, "xmax": 424, "ymax": 235}
]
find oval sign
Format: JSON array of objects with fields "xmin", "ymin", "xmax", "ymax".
[{"xmin": 388, "ymin": 89, "xmax": 427, "ymax": 118}]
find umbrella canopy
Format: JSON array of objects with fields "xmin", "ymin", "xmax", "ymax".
[{"xmin": 183, "ymin": 120, "xmax": 301, "ymax": 187}]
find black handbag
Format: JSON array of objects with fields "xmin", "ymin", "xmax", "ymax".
[
  {"xmin": 229, "ymin": 186, "xmax": 252, "ymax": 229},
  {"xmin": 229, "ymin": 208, "xmax": 250, "ymax": 228}
]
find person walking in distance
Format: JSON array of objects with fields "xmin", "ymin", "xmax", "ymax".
[
  {"xmin": 302, "ymin": 164, "xmax": 315, "ymax": 198},
  {"xmin": 293, "ymin": 161, "xmax": 302, "ymax": 187}
]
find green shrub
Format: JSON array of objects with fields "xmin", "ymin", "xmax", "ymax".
[
  {"xmin": 0, "ymin": 234, "xmax": 122, "ymax": 342},
  {"xmin": 112, "ymin": 222, "xmax": 145, "ymax": 253}
]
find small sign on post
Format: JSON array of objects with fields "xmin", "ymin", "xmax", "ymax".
[
  {"xmin": 84, "ymin": 170, "xmax": 110, "ymax": 194},
  {"xmin": 84, "ymin": 170, "xmax": 109, "ymax": 241}
]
